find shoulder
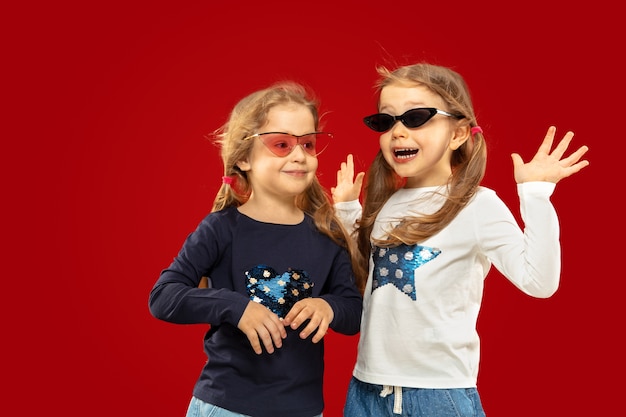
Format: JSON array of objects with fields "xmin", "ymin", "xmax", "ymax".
[
  {"xmin": 197, "ymin": 206, "xmax": 240, "ymax": 231},
  {"xmin": 465, "ymin": 186, "xmax": 509, "ymax": 214},
  {"xmin": 302, "ymin": 214, "xmax": 328, "ymax": 237},
  {"xmin": 473, "ymin": 186, "xmax": 501, "ymax": 203},
  {"xmin": 207, "ymin": 206, "xmax": 239, "ymax": 221},
  {"xmin": 303, "ymin": 214, "xmax": 345, "ymax": 248},
  {"xmin": 475, "ymin": 185, "xmax": 496, "ymax": 197}
]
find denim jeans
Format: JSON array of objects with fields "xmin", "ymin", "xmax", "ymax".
[
  {"xmin": 343, "ymin": 377, "xmax": 486, "ymax": 417},
  {"xmin": 185, "ymin": 396, "xmax": 323, "ymax": 417}
]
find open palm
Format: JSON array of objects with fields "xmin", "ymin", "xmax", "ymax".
[{"xmin": 512, "ymin": 126, "xmax": 589, "ymax": 184}]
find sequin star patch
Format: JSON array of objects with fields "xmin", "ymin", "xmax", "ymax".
[{"xmin": 372, "ymin": 244, "xmax": 441, "ymax": 300}]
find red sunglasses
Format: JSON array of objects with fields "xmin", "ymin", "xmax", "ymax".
[{"xmin": 243, "ymin": 132, "xmax": 333, "ymax": 157}]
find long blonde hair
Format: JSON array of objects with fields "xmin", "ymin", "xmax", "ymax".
[
  {"xmin": 356, "ymin": 63, "xmax": 487, "ymax": 269},
  {"xmin": 211, "ymin": 81, "xmax": 367, "ymax": 292}
]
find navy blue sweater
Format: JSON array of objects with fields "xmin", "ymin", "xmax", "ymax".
[{"xmin": 149, "ymin": 207, "xmax": 362, "ymax": 417}]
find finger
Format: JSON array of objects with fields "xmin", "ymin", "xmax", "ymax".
[
  {"xmin": 511, "ymin": 153, "xmax": 525, "ymax": 184},
  {"xmin": 260, "ymin": 318, "xmax": 286, "ymax": 353},
  {"xmin": 244, "ymin": 330, "xmax": 264, "ymax": 355},
  {"xmin": 354, "ymin": 172, "xmax": 365, "ymax": 190},
  {"xmin": 283, "ymin": 303, "xmax": 303, "ymax": 327},
  {"xmin": 288, "ymin": 312, "xmax": 307, "ymax": 331},
  {"xmin": 558, "ymin": 146, "xmax": 588, "ymax": 168},
  {"xmin": 549, "ymin": 131, "xmax": 575, "ymax": 160},
  {"xmin": 537, "ymin": 126, "xmax": 557, "ymax": 155},
  {"xmin": 297, "ymin": 317, "xmax": 317, "ymax": 339},
  {"xmin": 285, "ymin": 301, "xmax": 315, "ymax": 331},
  {"xmin": 337, "ymin": 161, "xmax": 349, "ymax": 184},
  {"xmin": 273, "ymin": 316, "xmax": 288, "ymax": 340},
  {"xmin": 256, "ymin": 327, "xmax": 277, "ymax": 354},
  {"xmin": 561, "ymin": 158, "xmax": 590, "ymax": 178},
  {"xmin": 309, "ymin": 319, "xmax": 329, "ymax": 343},
  {"xmin": 346, "ymin": 154, "xmax": 355, "ymax": 178}
]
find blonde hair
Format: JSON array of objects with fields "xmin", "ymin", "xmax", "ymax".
[
  {"xmin": 210, "ymin": 81, "xmax": 367, "ymax": 292},
  {"xmin": 356, "ymin": 63, "xmax": 487, "ymax": 267}
]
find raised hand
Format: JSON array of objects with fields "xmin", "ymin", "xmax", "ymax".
[
  {"xmin": 512, "ymin": 126, "xmax": 589, "ymax": 184},
  {"xmin": 283, "ymin": 298, "xmax": 334, "ymax": 344},
  {"xmin": 331, "ymin": 154, "xmax": 365, "ymax": 203},
  {"xmin": 237, "ymin": 301, "xmax": 287, "ymax": 355}
]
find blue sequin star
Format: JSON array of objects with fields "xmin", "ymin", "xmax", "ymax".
[{"xmin": 372, "ymin": 244, "xmax": 441, "ymax": 300}]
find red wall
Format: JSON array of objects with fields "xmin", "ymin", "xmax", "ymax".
[{"xmin": 3, "ymin": 1, "xmax": 621, "ymax": 416}]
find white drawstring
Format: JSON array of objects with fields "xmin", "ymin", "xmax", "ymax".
[{"xmin": 380, "ymin": 385, "xmax": 403, "ymax": 414}]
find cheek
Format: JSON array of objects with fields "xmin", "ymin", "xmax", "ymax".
[
  {"xmin": 245, "ymin": 152, "xmax": 274, "ymax": 173},
  {"xmin": 378, "ymin": 135, "xmax": 390, "ymax": 154},
  {"xmin": 378, "ymin": 135, "xmax": 395, "ymax": 160},
  {"xmin": 309, "ymin": 156, "xmax": 319, "ymax": 172},
  {"xmin": 306, "ymin": 157, "xmax": 319, "ymax": 176}
]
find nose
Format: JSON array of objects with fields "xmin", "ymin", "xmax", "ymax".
[
  {"xmin": 389, "ymin": 120, "xmax": 407, "ymax": 139},
  {"xmin": 289, "ymin": 141, "xmax": 308, "ymax": 160}
]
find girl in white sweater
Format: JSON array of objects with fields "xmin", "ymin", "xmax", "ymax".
[{"xmin": 332, "ymin": 62, "xmax": 589, "ymax": 417}]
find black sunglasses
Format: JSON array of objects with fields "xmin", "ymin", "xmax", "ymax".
[{"xmin": 363, "ymin": 107, "xmax": 464, "ymax": 132}]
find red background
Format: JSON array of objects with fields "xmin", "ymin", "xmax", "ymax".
[{"xmin": 3, "ymin": 1, "xmax": 622, "ymax": 415}]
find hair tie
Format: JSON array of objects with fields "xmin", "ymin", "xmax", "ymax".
[
  {"xmin": 222, "ymin": 176, "xmax": 233, "ymax": 185},
  {"xmin": 471, "ymin": 126, "xmax": 483, "ymax": 136}
]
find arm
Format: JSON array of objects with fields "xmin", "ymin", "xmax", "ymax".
[
  {"xmin": 148, "ymin": 214, "xmax": 287, "ymax": 354},
  {"xmin": 482, "ymin": 127, "xmax": 589, "ymax": 297},
  {"xmin": 283, "ymin": 247, "xmax": 362, "ymax": 342},
  {"xmin": 148, "ymin": 216, "xmax": 250, "ymax": 325},
  {"xmin": 479, "ymin": 183, "xmax": 561, "ymax": 298}
]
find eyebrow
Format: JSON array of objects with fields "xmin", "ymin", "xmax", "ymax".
[{"xmin": 378, "ymin": 103, "xmax": 430, "ymax": 114}]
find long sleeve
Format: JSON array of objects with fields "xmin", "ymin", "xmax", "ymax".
[
  {"xmin": 148, "ymin": 210, "xmax": 250, "ymax": 327},
  {"xmin": 334, "ymin": 199, "xmax": 362, "ymax": 235},
  {"xmin": 477, "ymin": 181, "xmax": 559, "ymax": 298},
  {"xmin": 319, "ymin": 248, "xmax": 362, "ymax": 335}
]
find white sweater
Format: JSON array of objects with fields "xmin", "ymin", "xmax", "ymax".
[{"xmin": 335, "ymin": 182, "xmax": 559, "ymax": 388}]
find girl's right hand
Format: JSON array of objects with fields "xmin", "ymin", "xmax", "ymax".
[
  {"xmin": 238, "ymin": 301, "xmax": 287, "ymax": 355},
  {"xmin": 331, "ymin": 154, "xmax": 365, "ymax": 203}
]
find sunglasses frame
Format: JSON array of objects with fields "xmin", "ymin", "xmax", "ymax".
[
  {"xmin": 242, "ymin": 131, "xmax": 333, "ymax": 157},
  {"xmin": 363, "ymin": 107, "xmax": 464, "ymax": 132}
]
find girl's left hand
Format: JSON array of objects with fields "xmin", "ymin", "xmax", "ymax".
[
  {"xmin": 283, "ymin": 298, "xmax": 334, "ymax": 343},
  {"xmin": 512, "ymin": 126, "xmax": 589, "ymax": 184}
]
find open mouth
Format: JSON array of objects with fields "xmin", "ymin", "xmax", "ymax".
[{"xmin": 394, "ymin": 148, "xmax": 419, "ymax": 159}]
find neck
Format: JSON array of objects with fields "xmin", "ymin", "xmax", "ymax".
[{"xmin": 237, "ymin": 196, "xmax": 304, "ymax": 225}]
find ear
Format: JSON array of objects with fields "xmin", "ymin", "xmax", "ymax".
[
  {"xmin": 449, "ymin": 124, "xmax": 471, "ymax": 151},
  {"xmin": 236, "ymin": 158, "xmax": 251, "ymax": 172}
]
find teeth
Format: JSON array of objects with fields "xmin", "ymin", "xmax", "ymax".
[{"xmin": 394, "ymin": 148, "xmax": 418, "ymax": 159}]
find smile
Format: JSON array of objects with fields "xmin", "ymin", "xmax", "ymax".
[{"xmin": 393, "ymin": 148, "xmax": 419, "ymax": 159}]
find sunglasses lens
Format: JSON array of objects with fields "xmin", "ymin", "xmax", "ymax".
[
  {"xmin": 402, "ymin": 108, "xmax": 435, "ymax": 128},
  {"xmin": 301, "ymin": 133, "xmax": 331, "ymax": 156},
  {"xmin": 363, "ymin": 114, "xmax": 394, "ymax": 132},
  {"xmin": 259, "ymin": 134, "xmax": 293, "ymax": 157},
  {"xmin": 298, "ymin": 134, "xmax": 318, "ymax": 156},
  {"xmin": 363, "ymin": 108, "xmax": 439, "ymax": 132},
  {"xmin": 260, "ymin": 133, "xmax": 331, "ymax": 157}
]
